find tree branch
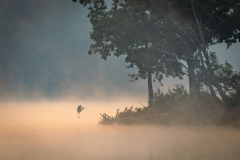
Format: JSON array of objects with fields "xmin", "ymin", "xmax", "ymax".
[
  {"xmin": 170, "ymin": 10, "xmax": 202, "ymax": 46},
  {"xmin": 153, "ymin": 47, "xmax": 196, "ymax": 60},
  {"xmin": 173, "ymin": 21, "xmax": 200, "ymax": 50}
]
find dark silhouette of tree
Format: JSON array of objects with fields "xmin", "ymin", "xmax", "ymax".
[
  {"xmin": 123, "ymin": 0, "xmax": 240, "ymax": 118},
  {"xmin": 72, "ymin": 0, "xmax": 240, "ymax": 119},
  {"xmin": 73, "ymin": 0, "xmax": 183, "ymax": 107}
]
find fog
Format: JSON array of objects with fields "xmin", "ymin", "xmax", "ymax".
[
  {"xmin": 0, "ymin": 102, "xmax": 240, "ymax": 160},
  {"xmin": 1, "ymin": 1, "xmax": 240, "ymax": 159}
]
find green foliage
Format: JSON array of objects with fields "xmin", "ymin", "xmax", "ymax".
[
  {"xmin": 153, "ymin": 85, "xmax": 188, "ymax": 109},
  {"xmin": 99, "ymin": 85, "xmax": 232, "ymax": 126},
  {"xmin": 98, "ymin": 106, "xmax": 153, "ymax": 125},
  {"xmin": 229, "ymin": 88, "xmax": 240, "ymax": 107},
  {"xmin": 76, "ymin": 0, "xmax": 186, "ymax": 83},
  {"xmin": 73, "ymin": 0, "xmax": 240, "ymax": 90},
  {"xmin": 74, "ymin": 0, "xmax": 240, "ymax": 123},
  {"xmin": 209, "ymin": 52, "xmax": 240, "ymax": 93}
]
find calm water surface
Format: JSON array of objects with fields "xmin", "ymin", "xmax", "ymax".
[{"xmin": 1, "ymin": 102, "xmax": 240, "ymax": 160}]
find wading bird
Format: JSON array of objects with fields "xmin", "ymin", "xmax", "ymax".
[{"xmin": 77, "ymin": 105, "xmax": 85, "ymax": 118}]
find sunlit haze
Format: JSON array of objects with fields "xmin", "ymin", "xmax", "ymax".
[{"xmin": 1, "ymin": 0, "xmax": 240, "ymax": 160}]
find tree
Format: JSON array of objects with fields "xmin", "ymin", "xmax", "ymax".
[
  {"xmin": 209, "ymin": 52, "xmax": 240, "ymax": 94},
  {"xmin": 129, "ymin": 0, "xmax": 240, "ymax": 118},
  {"xmin": 73, "ymin": 0, "xmax": 183, "ymax": 107},
  {"xmin": 73, "ymin": 0, "xmax": 240, "ymax": 119}
]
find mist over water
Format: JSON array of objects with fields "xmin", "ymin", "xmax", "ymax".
[{"xmin": 1, "ymin": 102, "xmax": 240, "ymax": 160}]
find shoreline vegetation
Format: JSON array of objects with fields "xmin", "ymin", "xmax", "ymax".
[
  {"xmin": 99, "ymin": 85, "xmax": 240, "ymax": 127},
  {"xmin": 72, "ymin": 0, "xmax": 240, "ymax": 127}
]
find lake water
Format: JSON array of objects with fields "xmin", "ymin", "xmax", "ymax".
[{"xmin": 1, "ymin": 102, "xmax": 240, "ymax": 160}]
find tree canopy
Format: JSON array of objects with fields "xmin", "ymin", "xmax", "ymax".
[{"xmin": 73, "ymin": 0, "xmax": 240, "ymax": 118}]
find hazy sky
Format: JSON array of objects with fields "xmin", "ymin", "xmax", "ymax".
[{"xmin": 0, "ymin": 0, "xmax": 239, "ymax": 102}]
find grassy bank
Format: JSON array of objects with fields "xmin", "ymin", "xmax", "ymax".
[{"xmin": 99, "ymin": 85, "xmax": 240, "ymax": 126}]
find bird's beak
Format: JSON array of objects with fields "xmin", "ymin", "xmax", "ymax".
[{"xmin": 83, "ymin": 107, "xmax": 86, "ymax": 109}]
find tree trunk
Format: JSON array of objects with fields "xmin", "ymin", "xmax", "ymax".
[
  {"xmin": 186, "ymin": 59, "xmax": 203, "ymax": 120},
  {"xmin": 186, "ymin": 59, "xmax": 196, "ymax": 98},
  {"xmin": 148, "ymin": 71, "xmax": 154, "ymax": 107},
  {"xmin": 191, "ymin": 2, "xmax": 234, "ymax": 118},
  {"xmin": 202, "ymin": 45, "xmax": 233, "ymax": 117},
  {"xmin": 192, "ymin": 74, "xmax": 203, "ymax": 121},
  {"xmin": 201, "ymin": 42, "xmax": 233, "ymax": 115},
  {"xmin": 186, "ymin": 59, "xmax": 201, "ymax": 101},
  {"xmin": 198, "ymin": 49, "xmax": 230, "ymax": 118}
]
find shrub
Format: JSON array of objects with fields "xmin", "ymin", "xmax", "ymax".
[{"xmin": 99, "ymin": 85, "xmax": 235, "ymax": 126}]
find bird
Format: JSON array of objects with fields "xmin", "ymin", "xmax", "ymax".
[{"xmin": 77, "ymin": 105, "xmax": 85, "ymax": 118}]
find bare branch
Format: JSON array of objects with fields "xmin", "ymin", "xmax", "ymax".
[
  {"xmin": 152, "ymin": 47, "xmax": 196, "ymax": 60},
  {"xmin": 182, "ymin": 71, "xmax": 189, "ymax": 76},
  {"xmin": 164, "ymin": 59, "xmax": 188, "ymax": 70},
  {"xmin": 173, "ymin": 21, "xmax": 200, "ymax": 50},
  {"xmin": 170, "ymin": 10, "xmax": 202, "ymax": 46}
]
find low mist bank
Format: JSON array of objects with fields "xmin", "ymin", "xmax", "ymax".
[
  {"xmin": 1, "ymin": 125, "xmax": 240, "ymax": 160},
  {"xmin": 0, "ymin": 101, "xmax": 140, "ymax": 127},
  {"xmin": 1, "ymin": 102, "xmax": 240, "ymax": 160}
]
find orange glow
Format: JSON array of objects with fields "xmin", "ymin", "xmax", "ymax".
[
  {"xmin": 1, "ymin": 102, "xmax": 240, "ymax": 160},
  {"xmin": 0, "ymin": 101, "xmax": 140, "ymax": 127}
]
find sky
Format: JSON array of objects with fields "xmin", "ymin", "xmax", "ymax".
[{"xmin": 0, "ymin": 0, "xmax": 239, "ymax": 102}]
